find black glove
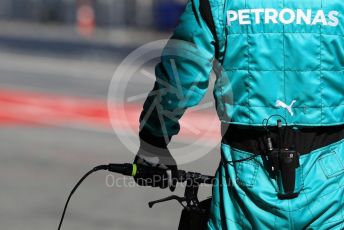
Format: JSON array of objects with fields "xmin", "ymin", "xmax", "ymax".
[{"xmin": 133, "ymin": 133, "xmax": 178, "ymax": 191}]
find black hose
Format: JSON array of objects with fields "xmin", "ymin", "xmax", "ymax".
[{"xmin": 57, "ymin": 165, "xmax": 108, "ymax": 230}]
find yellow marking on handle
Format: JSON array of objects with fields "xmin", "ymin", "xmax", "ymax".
[{"xmin": 131, "ymin": 164, "xmax": 138, "ymax": 177}]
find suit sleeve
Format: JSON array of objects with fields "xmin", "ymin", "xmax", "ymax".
[{"xmin": 139, "ymin": 0, "xmax": 216, "ymax": 147}]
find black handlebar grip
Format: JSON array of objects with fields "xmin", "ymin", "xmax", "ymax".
[{"xmin": 107, "ymin": 163, "xmax": 215, "ymax": 185}]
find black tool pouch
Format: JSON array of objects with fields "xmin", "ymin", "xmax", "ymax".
[{"xmin": 270, "ymin": 149, "xmax": 303, "ymax": 199}]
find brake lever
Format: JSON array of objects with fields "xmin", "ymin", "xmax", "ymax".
[
  {"xmin": 148, "ymin": 195, "xmax": 187, "ymax": 208},
  {"xmin": 149, "ymin": 181, "xmax": 202, "ymax": 211},
  {"xmin": 148, "ymin": 170, "xmax": 213, "ymax": 212}
]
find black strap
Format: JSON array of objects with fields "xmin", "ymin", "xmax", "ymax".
[
  {"xmin": 222, "ymin": 124, "xmax": 344, "ymax": 155},
  {"xmin": 199, "ymin": 0, "xmax": 220, "ymax": 58}
]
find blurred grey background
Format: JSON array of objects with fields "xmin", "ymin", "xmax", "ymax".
[
  {"xmin": 0, "ymin": 1, "xmax": 221, "ymax": 230},
  {"xmin": 0, "ymin": 0, "xmax": 187, "ymax": 29}
]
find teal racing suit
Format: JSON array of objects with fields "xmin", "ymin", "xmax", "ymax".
[{"xmin": 139, "ymin": 0, "xmax": 344, "ymax": 229}]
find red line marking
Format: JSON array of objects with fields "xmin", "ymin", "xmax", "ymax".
[{"xmin": 0, "ymin": 88, "xmax": 220, "ymax": 142}]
